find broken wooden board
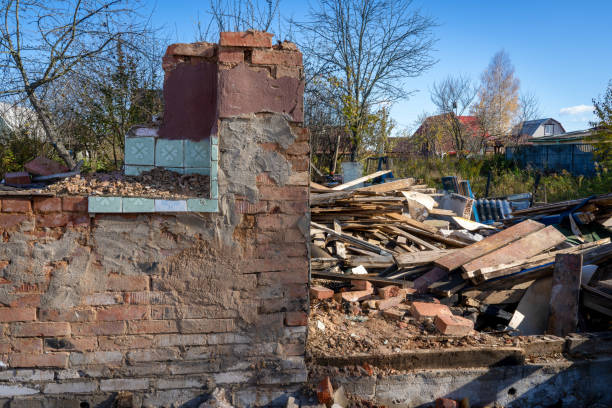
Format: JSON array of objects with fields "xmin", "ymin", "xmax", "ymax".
[
  {"xmin": 310, "ymin": 191, "xmax": 355, "ymax": 206},
  {"xmin": 386, "ymin": 212, "xmax": 439, "ymax": 234},
  {"xmin": 331, "ymin": 170, "xmax": 392, "ymax": 191},
  {"xmin": 547, "ymin": 253, "xmax": 583, "ymax": 337},
  {"xmin": 434, "ymin": 220, "xmax": 546, "ymax": 271},
  {"xmin": 311, "ymin": 270, "xmax": 411, "ymax": 288},
  {"xmin": 345, "ymin": 255, "xmax": 395, "ymax": 269},
  {"xmin": 333, "ymin": 219, "xmax": 347, "ymax": 259},
  {"xmin": 428, "ymin": 273, "xmax": 466, "ymax": 297},
  {"xmin": 311, "ymin": 222, "xmax": 392, "ymax": 256},
  {"xmin": 461, "ymin": 225, "xmax": 566, "ymax": 278},
  {"xmin": 412, "ymin": 266, "xmax": 448, "ymax": 294},
  {"xmin": 582, "ymin": 284, "xmax": 612, "ymax": 317},
  {"xmin": 472, "ymin": 239, "xmax": 609, "ymax": 283},
  {"xmin": 508, "ymin": 277, "xmax": 552, "ymax": 335},
  {"xmin": 395, "ymin": 250, "xmax": 456, "ymax": 268},
  {"xmin": 355, "ymin": 178, "xmax": 415, "ymax": 193},
  {"xmin": 310, "ymin": 181, "xmax": 332, "ymax": 191}
]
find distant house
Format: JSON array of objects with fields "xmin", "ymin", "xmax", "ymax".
[
  {"xmin": 390, "ymin": 113, "xmax": 487, "ymax": 157},
  {"xmin": 511, "ymin": 118, "xmax": 565, "ymax": 144}
]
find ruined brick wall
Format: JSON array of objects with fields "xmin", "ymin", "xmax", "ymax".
[{"xmin": 0, "ymin": 32, "xmax": 309, "ymax": 407}]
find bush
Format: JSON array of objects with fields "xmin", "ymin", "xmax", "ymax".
[{"xmin": 391, "ymin": 155, "xmax": 612, "ymax": 203}]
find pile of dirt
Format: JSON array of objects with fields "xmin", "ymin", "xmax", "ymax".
[{"xmin": 46, "ymin": 168, "xmax": 210, "ymax": 198}]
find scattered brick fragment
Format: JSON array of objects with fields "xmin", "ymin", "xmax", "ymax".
[
  {"xmin": 310, "ymin": 285, "xmax": 334, "ymax": 300},
  {"xmin": 410, "ymin": 302, "xmax": 452, "ymax": 320},
  {"xmin": 378, "ymin": 285, "xmax": 400, "ymax": 299},
  {"xmin": 317, "ymin": 376, "xmax": 333, "ymax": 404},
  {"xmin": 377, "ymin": 295, "xmax": 404, "ymax": 311},
  {"xmin": 333, "ymin": 288, "xmax": 373, "ymax": 303},
  {"xmin": 382, "ymin": 307, "xmax": 405, "ymax": 321},
  {"xmin": 435, "ymin": 398, "xmax": 458, "ymax": 408},
  {"xmin": 434, "ymin": 314, "xmax": 474, "ymax": 336},
  {"xmin": 351, "ymin": 280, "xmax": 372, "ymax": 291},
  {"xmin": 5, "ymin": 172, "xmax": 31, "ymax": 186}
]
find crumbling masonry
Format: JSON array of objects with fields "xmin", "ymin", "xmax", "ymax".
[{"xmin": 0, "ymin": 32, "xmax": 309, "ymax": 407}]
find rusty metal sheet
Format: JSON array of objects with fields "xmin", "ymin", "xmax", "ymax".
[
  {"xmin": 434, "ymin": 219, "xmax": 545, "ymax": 271},
  {"xmin": 547, "ymin": 253, "xmax": 583, "ymax": 337},
  {"xmin": 461, "ymin": 225, "xmax": 566, "ymax": 276}
]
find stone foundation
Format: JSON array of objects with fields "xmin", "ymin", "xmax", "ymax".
[{"xmin": 0, "ymin": 31, "xmax": 309, "ymax": 407}]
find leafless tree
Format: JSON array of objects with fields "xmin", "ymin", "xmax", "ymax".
[
  {"xmin": 517, "ymin": 91, "xmax": 541, "ymax": 123},
  {"xmin": 0, "ymin": 0, "xmax": 146, "ymax": 168},
  {"xmin": 296, "ymin": 0, "xmax": 437, "ymax": 161},
  {"xmin": 196, "ymin": 0, "xmax": 281, "ymax": 42},
  {"xmin": 430, "ymin": 74, "xmax": 477, "ymax": 154}
]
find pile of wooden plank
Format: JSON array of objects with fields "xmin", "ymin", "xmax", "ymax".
[{"xmin": 310, "ymin": 175, "xmax": 612, "ymax": 334}]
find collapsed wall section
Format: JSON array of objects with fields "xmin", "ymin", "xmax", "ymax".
[{"xmin": 0, "ymin": 31, "xmax": 309, "ymax": 407}]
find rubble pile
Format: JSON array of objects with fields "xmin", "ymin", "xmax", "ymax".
[
  {"xmin": 1, "ymin": 156, "xmax": 210, "ymax": 198},
  {"xmin": 309, "ymin": 174, "xmax": 612, "ymax": 346}
]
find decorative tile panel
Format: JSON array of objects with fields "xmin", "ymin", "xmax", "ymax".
[
  {"xmin": 211, "ymin": 144, "xmax": 218, "ymax": 161},
  {"xmin": 210, "ymin": 181, "xmax": 218, "ymax": 199},
  {"xmin": 88, "ymin": 197, "xmax": 122, "ymax": 213},
  {"xmin": 124, "ymin": 165, "xmax": 154, "ymax": 176},
  {"xmin": 155, "ymin": 139, "xmax": 184, "ymax": 167},
  {"xmin": 154, "ymin": 199, "xmax": 187, "ymax": 212},
  {"xmin": 123, "ymin": 198, "xmax": 155, "ymax": 213},
  {"xmin": 212, "ymin": 136, "xmax": 218, "ymax": 145},
  {"xmin": 187, "ymin": 199, "xmax": 218, "ymax": 212},
  {"xmin": 184, "ymin": 140, "xmax": 211, "ymax": 168},
  {"xmin": 210, "ymin": 163, "xmax": 218, "ymax": 180},
  {"xmin": 184, "ymin": 168, "xmax": 210, "ymax": 176},
  {"xmin": 125, "ymin": 137, "xmax": 155, "ymax": 166},
  {"xmin": 166, "ymin": 168, "xmax": 185, "ymax": 174}
]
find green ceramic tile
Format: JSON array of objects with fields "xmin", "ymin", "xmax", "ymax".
[
  {"xmin": 166, "ymin": 167, "xmax": 184, "ymax": 174},
  {"xmin": 155, "ymin": 139, "xmax": 184, "ymax": 167},
  {"xmin": 211, "ymin": 144, "xmax": 218, "ymax": 161},
  {"xmin": 184, "ymin": 140, "xmax": 210, "ymax": 168},
  {"xmin": 210, "ymin": 163, "xmax": 218, "ymax": 180},
  {"xmin": 122, "ymin": 198, "xmax": 155, "ymax": 213},
  {"xmin": 124, "ymin": 165, "xmax": 153, "ymax": 176},
  {"xmin": 154, "ymin": 199, "xmax": 187, "ymax": 212},
  {"xmin": 211, "ymin": 136, "xmax": 218, "ymax": 145},
  {"xmin": 187, "ymin": 198, "xmax": 218, "ymax": 212},
  {"xmin": 184, "ymin": 167, "xmax": 209, "ymax": 176},
  {"xmin": 88, "ymin": 196, "xmax": 122, "ymax": 213},
  {"xmin": 125, "ymin": 137, "xmax": 155, "ymax": 165},
  {"xmin": 210, "ymin": 180, "xmax": 218, "ymax": 199}
]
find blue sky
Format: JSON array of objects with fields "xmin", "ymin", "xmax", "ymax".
[{"xmin": 151, "ymin": 0, "xmax": 612, "ymax": 132}]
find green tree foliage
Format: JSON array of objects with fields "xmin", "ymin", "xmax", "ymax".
[{"xmin": 590, "ymin": 80, "xmax": 612, "ymax": 168}]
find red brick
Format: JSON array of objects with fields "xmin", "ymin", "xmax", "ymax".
[
  {"xmin": 410, "ymin": 302, "xmax": 452, "ymax": 320},
  {"xmin": 36, "ymin": 213, "xmax": 69, "ymax": 227},
  {"xmin": 288, "ymin": 283, "xmax": 308, "ymax": 298},
  {"xmin": 107, "ymin": 274, "xmax": 149, "ymax": 291},
  {"xmin": 334, "ymin": 288, "xmax": 373, "ymax": 303},
  {"xmin": 178, "ymin": 318, "xmax": 235, "ymax": 334},
  {"xmin": 279, "ymin": 200, "xmax": 308, "ymax": 214},
  {"xmin": 0, "ymin": 214, "xmax": 29, "ymax": 229},
  {"xmin": 166, "ymin": 42, "xmax": 215, "ymax": 57},
  {"xmin": 246, "ymin": 257, "xmax": 308, "ymax": 273},
  {"xmin": 285, "ymin": 311, "xmax": 307, "ymax": 327},
  {"xmin": 434, "ymin": 314, "xmax": 474, "ymax": 336},
  {"xmin": 378, "ymin": 285, "xmax": 400, "ymax": 299},
  {"xmin": 98, "ymin": 335, "xmax": 154, "ymax": 350},
  {"xmin": 96, "ymin": 305, "xmax": 148, "ymax": 321},
  {"xmin": 9, "ymin": 294, "xmax": 41, "ymax": 308},
  {"xmin": 288, "ymin": 156, "xmax": 309, "ymax": 172},
  {"xmin": 128, "ymin": 320, "xmax": 178, "ymax": 334},
  {"xmin": 5, "ymin": 172, "xmax": 31, "ymax": 185},
  {"xmin": 12, "ymin": 322, "xmax": 70, "ymax": 337},
  {"xmin": 12, "ymin": 338, "xmax": 42, "ymax": 353},
  {"xmin": 310, "ymin": 286, "xmax": 334, "ymax": 300},
  {"xmin": 274, "ymin": 65, "xmax": 301, "ymax": 79},
  {"xmin": 39, "ymin": 308, "xmax": 95, "ymax": 322},
  {"xmin": 2, "ymin": 199, "xmax": 31, "ymax": 213},
  {"xmin": 258, "ymin": 185, "xmax": 308, "ymax": 201},
  {"xmin": 0, "ymin": 307, "xmax": 36, "ymax": 322},
  {"xmin": 252, "ymin": 49, "xmax": 302, "ymax": 66},
  {"xmin": 62, "ymin": 197, "xmax": 88, "ymax": 212},
  {"xmin": 0, "ymin": 342, "xmax": 10, "ymax": 353},
  {"xmin": 220, "ymin": 31, "xmax": 273, "ymax": 48},
  {"xmin": 253, "ymin": 243, "xmax": 307, "ymax": 259},
  {"xmin": 317, "ymin": 376, "xmax": 333, "ymax": 404},
  {"xmin": 235, "ymin": 199, "xmax": 267, "ymax": 214},
  {"xmin": 9, "ymin": 352, "xmax": 68, "ymax": 368},
  {"xmin": 71, "ymin": 321, "xmax": 125, "ymax": 336},
  {"xmin": 378, "ymin": 295, "xmax": 406, "ymax": 311},
  {"xmin": 33, "ymin": 197, "xmax": 61, "ymax": 213},
  {"xmin": 68, "ymin": 214, "xmax": 90, "ymax": 227},
  {"xmin": 24, "ymin": 156, "xmax": 69, "ymax": 176},
  {"xmin": 218, "ymin": 46, "xmax": 244, "ymax": 63},
  {"xmin": 382, "ymin": 308, "xmax": 405, "ymax": 321},
  {"xmin": 435, "ymin": 398, "xmax": 458, "ymax": 408},
  {"xmin": 351, "ymin": 280, "xmax": 373, "ymax": 292},
  {"xmin": 257, "ymin": 270, "xmax": 309, "ymax": 285},
  {"xmin": 57, "ymin": 337, "xmax": 98, "ymax": 351}
]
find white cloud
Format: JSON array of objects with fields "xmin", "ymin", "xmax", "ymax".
[{"xmin": 559, "ymin": 104, "xmax": 594, "ymax": 116}]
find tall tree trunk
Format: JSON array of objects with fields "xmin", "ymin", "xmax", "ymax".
[
  {"xmin": 26, "ymin": 90, "xmax": 76, "ymax": 169},
  {"xmin": 331, "ymin": 132, "xmax": 341, "ymax": 174}
]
